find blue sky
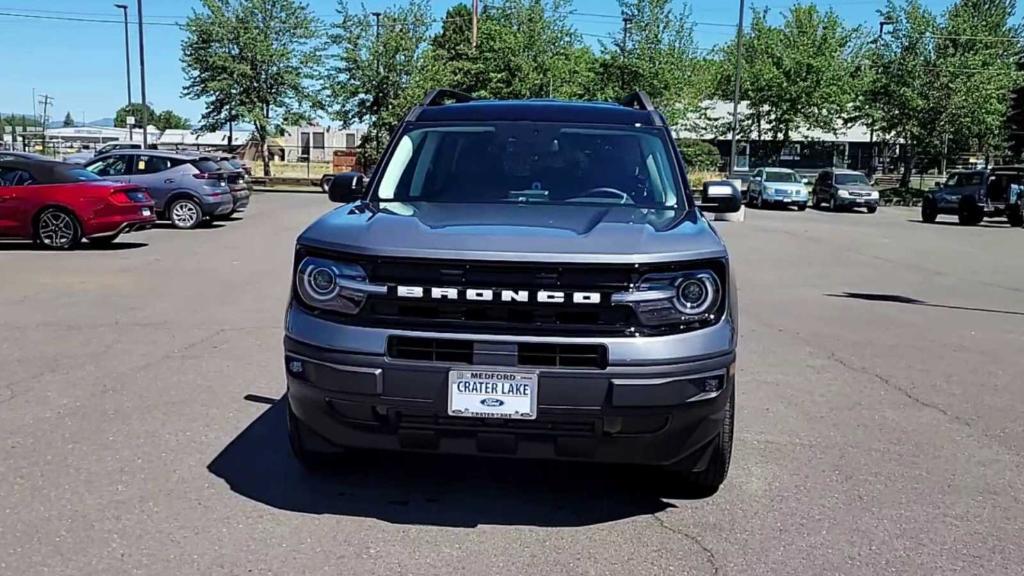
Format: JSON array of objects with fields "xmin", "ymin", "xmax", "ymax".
[{"xmin": 2, "ymin": 0, "xmax": 956, "ymax": 124}]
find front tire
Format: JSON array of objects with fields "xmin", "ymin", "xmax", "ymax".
[
  {"xmin": 287, "ymin": 400, "xmax": 335, "ymax": 471},
  {"xmin": 34, "ymin": 208, "xmax": 81, "ymax": 250},
  {"xmin": 169, "ymin": 198, "xmax": 202, "ymax": 230},
  {"xmin": 921, "ymin": 200, "xmax": 937, "ymax": 223},
  {"xmin": 669, "ymin": 389, "xmax": 734, "ymax": 496},
  {"xmin": 757, "ymin": 193, "xmax": 765, "ymax": 209},
  {"xmin": 866, "ymin": 206, "xmax": 878, "ymax": 214},
  {"xmin": 830, "ymin": 196, "xmax": 839, "ymax": 212},
  {"xmin": 796, "ymin": 203, "xmax": 807, "ymax": 212}
]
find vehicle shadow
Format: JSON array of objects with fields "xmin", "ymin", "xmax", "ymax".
[
  {"xmin": 0, "ymin": 240, "xmax": 148, "ymax": 252},
  {"xmin": 905, "ymin": 219, "xmax": 1009, "ymax": 228},
  {"xmin": 826, "ymin": 291, "xmax": 1024, "ymax": 317},
  {"xmin": 208, "ymin": 398, "xmax": 700, "ymax": 528},
  {"xmin": 152, "ymin": 222, "xmax": 226, "ymax": 230}
]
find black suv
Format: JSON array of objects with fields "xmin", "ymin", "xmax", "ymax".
[
  {"xmin": 922, "ymin": 167, "xmax": 1024, "ymax": 226},
  {"xmin": 284, "ymin": 90, "xmax": 743, "ymax": 493}
]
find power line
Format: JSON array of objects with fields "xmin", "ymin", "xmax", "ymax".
[{"xmin": 0, "ymin": 10, "xmax": 181, "ymax": 27}]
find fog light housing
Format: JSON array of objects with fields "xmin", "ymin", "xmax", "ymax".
[{"xmin": 286, "ymin": 359, "xmax": 304, "ymax": 375}]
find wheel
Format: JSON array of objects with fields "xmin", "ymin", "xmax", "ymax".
[
  {"xmin": 34, "ymin": 208, "xmax": 81, "ymax": 250},
  {"xmin": 958, "ymin": 201, "xmax": 981, "ymax": 226},
  {"xmin": 811, "ymin": 193, "xmax": 820, "ymax": 208},
  {"xmin": 1007, "ymin": 206, "xmax": 1023, "ymax": 227},
  {"xmin": 866, "ymin": 206, "xmax": 878, "ymax": 214},
  {"xmin": 829, "ymin": 196, "xmax": 838, "ymax": 211},
  {"xmin": 287, "ymin": 400, "xmax": 335, "ymax": 470},
  {"xmin": 667, "ymin": 389, "xmax": 734, "ymax": 496},
  {"xmin": 757, "ymin": 193, "xmax": 765, "ymax": 209},
  {"xmin": 796, "ymin": 203, "xmax": 807, "ymax": 212},
  {"xmin": 168, "ymin": 198, "xmax": 202, "ymax": 230},
  {"xmin": 921, "ymin": 200, "xmax": 937, "ymax": 223},
  {"xmin": 88, "ymin": 234, "xmax": 120, "ymax": 247}
]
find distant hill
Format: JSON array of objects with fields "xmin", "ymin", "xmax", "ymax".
[{"xmin": 46, "ymin": 117, "xmax": 116, "ymax": 129}]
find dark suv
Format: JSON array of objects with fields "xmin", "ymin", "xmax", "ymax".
[
  {"xmin": 922, "ymin": 167, "xmax": 1024, "ymax": 226},
  {"xmin": 811, "ymin": 169, "xmax": 879, "ymax": 213},
  {"xmin": 284, "ymin": 90, "xmax": 742, "ymax": 493}
]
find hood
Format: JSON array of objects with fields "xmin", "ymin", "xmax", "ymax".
[
  {"xmin": 838, "ymin": 182, "xmax": 876, "ymax": 192},
  {"xmin": 298, "ymin": 202, "xmax": 728, "ymax": 264}
]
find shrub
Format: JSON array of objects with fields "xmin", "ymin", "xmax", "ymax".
[{"xmin": 677, "ymin": 139, "xmax": 722, "ymax": 172}]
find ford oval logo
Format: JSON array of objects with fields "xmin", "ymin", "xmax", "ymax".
[{"xmin": 480, "ymin": 398, "xmax": 505, "ymax": 408}]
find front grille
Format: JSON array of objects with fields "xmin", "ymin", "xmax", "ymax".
[
  {"xmin": 387, "ymin": 337, "xmax": 607, "ymax": 369},
  {"xmin": 388, "ymin": 336, "xmax": 472, "ymax": 363},
  {"xmin": 849, "ymin": 191, "xmax": 872, "ymax": 198},
  {"xmin": 518, "ymin": 343, "xmax": 607, "ymax": 369},
  {"xmin": 297, "ymin": 249, "xmax": 727, "ymax": 337},
  {"xmin": 398, "ymin": 412, "xmax": 599, "ymax": 436}
]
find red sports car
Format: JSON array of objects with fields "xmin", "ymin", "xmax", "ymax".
[{"xmin": 0, "ymin": 156, "xmax": 156, "ymax": 249}]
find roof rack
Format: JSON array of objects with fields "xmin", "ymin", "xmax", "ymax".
[
  {"xmin": 420, "ymin": 89, "xmax": 475, "ymax": 107},
  {"xmin": 620, "ymin": 91, "xmax": 655, "ymax": 112}
]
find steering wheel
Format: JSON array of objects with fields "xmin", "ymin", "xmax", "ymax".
[{"xmin": 569, "ymin": 187, "xmax": 633, "ymax": 204}]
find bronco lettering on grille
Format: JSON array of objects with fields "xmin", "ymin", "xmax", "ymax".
[{"xmin": 394, "ymin": 285, "xmax": 602, "ymax": 304}]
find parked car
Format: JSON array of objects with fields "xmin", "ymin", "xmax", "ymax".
[
  {"xmin": 284, "ymin": 89, "xmax": 743, "ymax": 494},
  {"xmin": 65, "ymin": 141, "xmax": 143, "ymax": 164},
  {"xmin": 0, "ymin": 151, "xmax": 50, "ymax": 161},
  {"xmin": 921, "ymin": 167, "xmax": 1024, "ymax": 226},
  {"xmin": 0, "ymin": 157, "xmax": 155, "ymax": 249},
  {"xmin": 210, "ymin": 155, "xmax": 252, "ymax": 218},
  {"xmin": 746, "ymin": 167, "xmax": 809, "ymax": 210},
  {"xmin": 811, "ymin": 169, "xmax": 879, "ymax": 213},
  {"xmin": 84, "ymin": 150, "xmax": 234, "ymax": 229}
]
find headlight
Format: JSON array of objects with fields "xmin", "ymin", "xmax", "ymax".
[
  {"xmin": 837, "ymin": 189, "xmax": 850, "ymax": 197},
  {"xmin": 295, "ymin": 256, "xmax": 384, "ymax": 314},
  {"xmin": 763, "ymin": 188, "xmax": 775, "ymax": 197},
  {"xmin": 612, "ymin": 270, "xmax": 723, "ymax": 327}
]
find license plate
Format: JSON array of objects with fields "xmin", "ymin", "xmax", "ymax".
[
  {"xmin": 448, "ymin": 369, "xmax": 538, "ymax": 420},
  {"xmin": 141, "ymin": 207, "xmax": 152, "ymax": 216},
  {"xmin": 782, "ymin": 198, "xmax": 792, "ymax": 202},
  {"xmin": 856, "ymin": 199, "xmax": 864, "ymax": 203}
]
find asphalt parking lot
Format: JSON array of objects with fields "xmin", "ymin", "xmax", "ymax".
[{"xmin": 2, "ymin": 195, "xmax": 1022, "ymax": 575}]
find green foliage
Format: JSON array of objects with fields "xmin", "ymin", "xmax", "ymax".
[
  {"xmin": 114, "ymin": 103, "xmax": 156, "ymax": 128},
  {"xmin": 62, "ymin": 112, "xmax": 75, "ymax": 128},
  {"xmin": 153, "ymin": 110, "xmax": 192, "ymax": 131},
  {"xmin": 181, "ymin": 0, "xmax": 322, "ymax": 176},
  {"xmin": 322, "ymin": 0, "xmax": 434, "ymax": 166},
  {"xmin": 677, "ymin": 139, "xmax": 722, "ymax": 171},
  {"xmin": 718, "ymin": 4, "xmax": 867, "ymax": 161},
  {"xmin": 597, "ymin": 0, "xmax": 710, "ymax": 126}
]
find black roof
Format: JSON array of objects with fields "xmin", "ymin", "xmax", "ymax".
[
  {"xmin": 0, "ymin": 157, "xmax": 99, "ymax": 184},
  {"xmin": 409, "ymin": 89, "xmax": 665, "ymax": 126}
]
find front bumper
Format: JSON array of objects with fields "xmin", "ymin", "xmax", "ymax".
[
  {"xmin": 837, "ymin": 196, "xmax": 878, "ymax": 207},
  {"xmin": 284, "ymin": 336, "xmax": 734, "ymax": 467}
]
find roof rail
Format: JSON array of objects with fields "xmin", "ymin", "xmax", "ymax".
[
  {"xmin": 620, "ymin": 91, "xmax": 655, "ymax": 112},
  {"xmin": 421, "ymin": 88, "xmax": 475, "ymax": 107}
]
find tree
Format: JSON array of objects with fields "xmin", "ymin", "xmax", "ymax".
[
  {"xmin": 62, "ymin": 112, "xmax": 75, "ymax": 127},
  {"xmin": 865, "ymin": 0, "xmax": 943, "ymax": 185},
  {"xmin": 322, "ymin": 0, "xmax": 434, "ymax": 166},
  {"xmin": 597, "ymin": 0, "xmax": 709, "ymax": 126},
  {"xmin": 934, "ymin": 0, "xmax": 1023, "ymax": 163},
  {"xmin": 182, "ymin": 0, "xmax": 322, "ymax": 176},
  {"xmin": 154, "ymin": 110, "xmax": 192, "ymax": 131},
  {"xmin": 721, "ymin": 5, "xmax": 866, "ymax": 163},
  {"xmin": 114, "ymin": 103, "xmax": 156, "ymax": 128}
]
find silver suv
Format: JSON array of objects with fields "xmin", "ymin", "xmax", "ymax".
[
  {"xmin": 85, "ymin": 150, "xmax": 234, "ymax": 229},
  {"xmin": 283, "ymin": 90, "xmax": 742, "ymax": 495}
]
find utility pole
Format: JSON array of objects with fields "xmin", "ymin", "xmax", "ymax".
[
  {"xmin": 620, "ymin": 16, "xmax": 633, "ymax": 90},
  {"xmin": 38, "ymin": 93, "xmax": 53, "ymax": 155},
  {"xmin": 137, "ymin": 0, "xmax": 149, "ymax": 148},
  {"xmin": 115, "ymin": 3, "xmax": 133, "ymax": 142},
  {"xmin": 728, "ymin": 0, "xmax": 746, "ymax": 177},
  {"xmin": 371, "ymin": 11, "xmax": 382, "ymax": 163},
  {"xmin": 472, "ymin": 0, "xmax": 479, "ymax": 49}
]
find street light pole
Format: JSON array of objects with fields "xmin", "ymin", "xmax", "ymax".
[
  {"xmin": 136, "ymin": 0, "xmax": 149, "ymax": 148},
  {"xmin": 114, "ymin": 4, "xmax": 133, "ymax": 142},
  {"xmin": 728, "ymin": 0, "xmax": 746, "ymax": 177},
  {"xmin": 370, "ymin": 11, "xmax": 382, "ymax": 162}
]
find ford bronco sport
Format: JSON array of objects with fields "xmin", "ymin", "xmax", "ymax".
[{"xmin": 284, "ymin": 90, "xmax": 742, "ymax": 493}]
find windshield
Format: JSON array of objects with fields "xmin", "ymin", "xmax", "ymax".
[
  {"xmin": 835, "ymin": 173, "xmax": 870, "ymax": 186},
  {"xmin": 764, "ymin": 170, "xmax": 800, "ymax": 183},
  {"xmin": 374, "ymin": 123, "xmax": 684, "ymax": 208}
]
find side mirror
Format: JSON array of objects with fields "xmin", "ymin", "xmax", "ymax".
[
  {"xmin": 699, "ymin": 180, "xmax": 743, "ymax": 213},
  {"xmin": 934, "ymin": 182, "xmax": 944, "ymax": 189},
  {"xmin": 327, "ymin": 172, "xmax": 365, "ymax": 203}
]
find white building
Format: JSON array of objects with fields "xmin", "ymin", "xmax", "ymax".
[
  {"xmin": 280, "ymin": 125, "xmax": 366, "ymax": 163},
  {"xmin": 158, "ymin": 129, "xmax": 253, "ymax": 149}
]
